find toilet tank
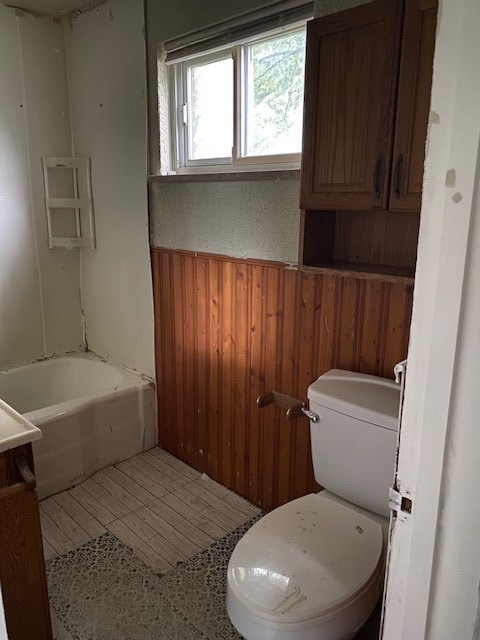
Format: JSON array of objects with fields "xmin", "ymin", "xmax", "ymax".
[{"xmin": 307, "ymin": 370, "xmax": 400, "ymax": 518}]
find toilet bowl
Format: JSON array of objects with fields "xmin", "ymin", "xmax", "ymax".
[
  {"xmin": 227, "ymin": 369, "xmax": 400, "ymax": 640},
  {"xmin": 227, "ymin": 492, "xmax": 387, "ymax": 640}
]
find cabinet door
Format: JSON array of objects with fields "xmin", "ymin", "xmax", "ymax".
[
  {"xmin": 389, "ymin": 0, "xmax": 438, "ymax": 212},
  {"xmin": 300, "ymin": 0, "xmax": 403, "ymax": 210},
  {"xmin": 0, "ymin": 447, "xmax": 52, "ymax": 640}
]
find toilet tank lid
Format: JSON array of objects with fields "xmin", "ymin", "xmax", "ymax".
[{"xmin": 308, "ymin": 370, "xmax": 400, "ymax": 431}]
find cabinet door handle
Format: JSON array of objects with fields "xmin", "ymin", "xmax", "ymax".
[
  {"xmin": 374, "ymin": 156, "xmax": 383, "ymax": 199},
  {"xmin": 15, "ymin": 455, "xmax": 36, "ymax": 491},
  {"xmin": 394, "ymin": 153, "xmax": 403, "ymax": 199}
]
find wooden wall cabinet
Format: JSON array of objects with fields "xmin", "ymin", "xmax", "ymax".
[
  {"xmin": 300, "ymin": 0, "xmax": 403, "ymax": 211},
  {"xmin": 299, "ymin": 0, "xmax": 437, "ymax": 280},
  {"xmin": 389, "ymin": 0, "xmax": 438, "ymax": 211},
  {"xmin": 0, "ymin": 444, "xmax": 52, "ymax": 640}
]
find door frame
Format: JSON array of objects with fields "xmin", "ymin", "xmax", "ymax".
[{"xmin": 381, "ymin": 0, "xmax": 480, "ymax": 638}]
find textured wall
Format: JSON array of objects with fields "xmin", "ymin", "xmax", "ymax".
[
  {"xmin": 66, "ymin": 0, "xmax": 155, "ymax": 377},
  {"xmin": 150, "ymin": 178, "xmax": 300, "ymax": 263},
  {"xmin": 315, "ymin": 0, "xmax": 371, "ymax": 18},
  {"xmin": 0, "ymin": 7, "xmax": 82, "ymax": 370}
]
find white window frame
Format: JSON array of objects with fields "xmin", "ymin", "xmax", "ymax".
[
  {"xmin": 169, "ymin": 23, "xmax": 307, "ymax": 174},
  {"xmin": 173, "ymin": 49, "xmax": 234, "ymax": 169}
]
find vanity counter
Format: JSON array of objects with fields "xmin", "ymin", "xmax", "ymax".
[{"xmin": 0, "ymin": 398, "xmax": 42, "ymax": 454}]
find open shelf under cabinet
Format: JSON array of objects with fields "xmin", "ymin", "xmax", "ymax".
[{"xmin": 299, "ymin": 209, "xmax": 419, "ymax": 285}]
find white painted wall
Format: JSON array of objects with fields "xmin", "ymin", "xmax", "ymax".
[
  {"xmin": 0, "ymin": 0, "xmax": 154, "ymax": 378},
  {"xmin": 66, "ymin": 0, "xmax": 155, "ymax": 377},
  {"xmin": 0, "ymin": 7, "xmax": 43, "ymax": 369},
  {"xmin": 0, "ymin": 7, "xmax": 82, "ymax": 370},
  {"xmin": 18, "ymin": 14, "xmax": 84, "ymax": 357}
]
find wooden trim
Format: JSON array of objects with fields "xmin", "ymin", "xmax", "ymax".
[
  {"xmin": 298, "ymin": 209, "xmax": 306, "ymax": 267},
  {"xmin": 0, "ymin": 482, "xmax": 26, "ymax": 499},
  {"xmin": 152, "ymin": 248, "xmax": 413, "ymax": 510},
  {"xmin": 152, "ymin": 247, "xmax": 415, "ymax": 283},
  {"xmin": 300, "ymin": 263, "xmax": 415, "ymax": 284},
  {"xmin": 151, "ymin": 246, "xmax": 291, "ymax": 269}
]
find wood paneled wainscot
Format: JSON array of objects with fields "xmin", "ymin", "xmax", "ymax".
[{"xmin": 152, "ymin": 248, "xmax": 413, "ymax": 511}]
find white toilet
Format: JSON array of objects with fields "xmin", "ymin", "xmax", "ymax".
[{"xmin": 227, "ymin": 369, "xmax": 400, "ymax": 640}]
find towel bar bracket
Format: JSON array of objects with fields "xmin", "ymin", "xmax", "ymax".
[{"xmin": 257, "ymin": 390, "xmax": 319, "ymax": 423}]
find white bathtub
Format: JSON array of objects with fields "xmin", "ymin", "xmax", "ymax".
[{"xmin": 0, "ymin": 353, "xmax": 156, "ymax": 499}]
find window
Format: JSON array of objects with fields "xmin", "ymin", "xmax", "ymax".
[{"xmin": 170, "ymin": 25, "xmax": 307, "ymax": 173}]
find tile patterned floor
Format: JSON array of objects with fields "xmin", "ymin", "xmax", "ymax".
[
  {"xmin": 40, "ymin": 446, "xmax": 261, "ymax": 574},
  {"xmin": 41, "ymin": 448, "xmax": 379, "ymax": 639}
]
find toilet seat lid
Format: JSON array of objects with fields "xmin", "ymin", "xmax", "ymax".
[{"xmin": 228, "ymin": 493, "xmax": 384, "ymax": 625}]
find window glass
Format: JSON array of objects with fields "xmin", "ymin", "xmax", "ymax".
[
  {"xmin": 242, "ymin": 29, "xmax": 306, "ymax": 157},
  {"xmin": 187, "ymin": 57, "xmax": 234, "ymax": 160}
]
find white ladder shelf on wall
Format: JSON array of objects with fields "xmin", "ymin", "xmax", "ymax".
[{"xmin": 42, "ymin": 157, "xmax": 96, "ymax": 249}]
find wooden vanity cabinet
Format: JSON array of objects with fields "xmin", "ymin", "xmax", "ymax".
[{"xmin": 0, "ymin": 444, "xmax": 52, "ymax": 640}]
